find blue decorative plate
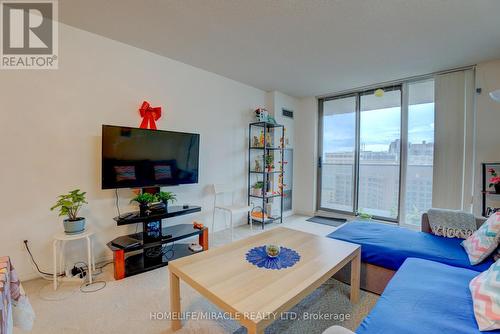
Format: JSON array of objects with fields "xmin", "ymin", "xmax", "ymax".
[{"xmin": 245, "ymin": 245, "xmax": 300, "ymax": 270}]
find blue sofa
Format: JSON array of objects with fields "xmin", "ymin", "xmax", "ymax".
[
  {"xmin": 356, "ymin": 258, "xmax": 500, "ymax": 334},
  {"xmin": 327, "ymin": 217, "xmax": 493, "ymax": 294},
  {"xmin": 328, "ymin": 221, "xmax": 493, "ymax": 272}
]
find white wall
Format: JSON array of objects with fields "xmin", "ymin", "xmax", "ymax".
[
  {"xmin": 266, "ymin": 91, "xmax": 300, "ymax": 214},
  {"xmin": 473, "ymin": 59, "xmax": 500, "ymax": 215},
  {"xmin": 0, "ymin": 23, "xmax": 267, "ymax": 280},
  {"xmin": 267, "ymin": 91, "xmax": 298, "ymax": 148},
  {"xmin": 294, "ymin": 97, "xmax": 318, "ymax": 216}
]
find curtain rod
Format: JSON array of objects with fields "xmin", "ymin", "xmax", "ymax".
[{"xmin": 316, "ymin": 64, "xmax": 476, "ymax": 99}]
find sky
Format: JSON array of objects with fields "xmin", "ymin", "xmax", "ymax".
[{"xmin": 323, "ymin": 103, "xmax": 434, "ymax": 153}]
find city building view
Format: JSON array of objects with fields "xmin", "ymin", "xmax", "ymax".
[
  {"xmin": 321, "ymin": 139, "xmax": 433, "ymax": 224},
  {"xmin": 319, "ymin": 82, "xmax": 435, "ymax": 225}
]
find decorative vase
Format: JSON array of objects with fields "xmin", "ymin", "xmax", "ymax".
[
  {"xmin": 63, "ymin": 217, "xmax": 86, "ymax": 234},
  {"xmin": 139, "ymin": 203, "xmax": 149, "ymax": 216},
  {"xmin": 495, "ymin": 184, "xmax": 500, "ymax": 194},
  {"xmin": 265, "ymin": 244, "xmax": 280, "ymax": 258},
  {"xmin": 162, "ymin": 200, "xmax": 169, "ymax": 211}
]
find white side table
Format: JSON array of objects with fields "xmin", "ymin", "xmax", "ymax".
[{"xmin": 53, "ymin": 228, "xmax": 95, "ymax": 290}]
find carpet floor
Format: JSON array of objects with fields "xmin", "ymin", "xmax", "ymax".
[{"xmin": 18, "ymin": 216, "xmax": 377, "ymax": 334}]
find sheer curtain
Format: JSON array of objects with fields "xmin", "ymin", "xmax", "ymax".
[{"xmin": 432, "ymin": 69, "xmax": 475, "ymax": 211}]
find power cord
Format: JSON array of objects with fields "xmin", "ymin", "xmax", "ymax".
[
  {"xmin": 73, "ymin": 260, "xmax": 113, "ymax": 277},
  {"xmin": 70, "ymin": 261, "xmax": 108, "ymax": 293},
  {"xmin": 115, "ymin": 188, "xmax": 121, "ymax": 217},
  {"xmin": 34, "ymin": 259, "xmax": 113, "ymax": 300},
  {"xmin": 80, "ymin": 280, "xmax": 106, "ymax": 293},
  {"xmin": 23, "ymin": 240, "xmax": 64, "ymax": 278}
]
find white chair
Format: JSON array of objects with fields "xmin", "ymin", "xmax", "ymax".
[{"xmin": 212, "ymin": 184, "xmax": 253, "ymax": 240}]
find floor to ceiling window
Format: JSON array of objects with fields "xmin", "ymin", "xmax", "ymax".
[
  {"xmin": 319, "ymin": 95, "xmax": 357, "ymax": 212},
  {"xmin": 318, "ymin": 79, "xmax": 435, "ymax": 225},
  {"xmin": 358, "ymin": 88, "xmax": 401, "ymax": 220},
  {"xmin": 403, "ymin": 79, "xmax": 435, "ymax": 225}
]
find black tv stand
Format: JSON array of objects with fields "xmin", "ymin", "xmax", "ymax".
[{"xmin": 107, "ymin": 205, "xmax": 207, "ymax": 279}]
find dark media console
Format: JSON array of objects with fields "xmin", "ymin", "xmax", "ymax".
[{"xmin": 107, "ymin": 205, "xmax": 207, "ymax": 280}]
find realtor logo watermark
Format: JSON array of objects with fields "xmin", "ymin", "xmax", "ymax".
[{"xmin": 1, "ymin": 0, "xmax": 58, "ymax": 69}]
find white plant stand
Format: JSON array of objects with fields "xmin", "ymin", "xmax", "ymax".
[{"xmin": 52, "ymin": 228, "xmax": 95, "ymax": 290}]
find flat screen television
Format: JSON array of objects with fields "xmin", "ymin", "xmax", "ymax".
[{"xmin": 102, "ymin": 125, "xmax": 200, "ymax": 189}]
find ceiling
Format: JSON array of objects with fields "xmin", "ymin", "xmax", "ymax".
[{"xmin": 59, "ymin": 0, "xmax": 500, "ymax": 97}]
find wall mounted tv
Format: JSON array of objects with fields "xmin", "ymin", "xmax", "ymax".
[{"xmin": 102, "ymin": 125, "xmax": 200, "ymax": 189}]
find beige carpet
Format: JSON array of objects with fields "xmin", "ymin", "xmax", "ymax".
[{"xmin": 18, "ymin": 216, "xmax": 378, "ymax": 334}]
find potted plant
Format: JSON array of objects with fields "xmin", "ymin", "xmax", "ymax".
[
  {"xmin": 356, "ymin": 210, "xmax": 373, "ymax": 221},
  {"xmin": 252, "ymin": 181, "xmax": 264, "ymax": 196},
  {"xmin": 50, "ymin": 189, "xmax": 88, "ymax": 234},
  {"xmin": 157, "ymin": 191, "xmax": 177, "ymax": 210},
  {"xmin": 130, "ymin": 193, "xmax": 157, "ymax": 216},
  {"xmin": 265, "ymin": 154, "xmax": 274, "ymax": 172},
  {"xmin": 488, "ymin": 168, "xmax": 500, "ymax": 194}
]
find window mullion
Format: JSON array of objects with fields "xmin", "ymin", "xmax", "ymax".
[
  {"xmin": 399, "ymin": 83, "xmax": 409, "ymax": 225},
  {"xmin": 354, "ymin": 93, "xmax": 361, "ymax": 215}
]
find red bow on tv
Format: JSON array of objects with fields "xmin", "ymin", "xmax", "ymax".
[{"xmin": 139, "ymin": 101, "xmax": 162, "ymax": 130}]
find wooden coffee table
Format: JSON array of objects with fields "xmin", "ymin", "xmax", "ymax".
[{"xmin": 168, "ymin": 227, "xmax": 360, "ymax": 334}]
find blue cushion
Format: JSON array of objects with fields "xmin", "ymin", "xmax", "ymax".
[
  {"xmin": 356, "ymin": 258, "xmax": 500, "ymax": 334},
  {"xmin": 327, "ymin": 221, "xmax": 493, "ymax": 271}
]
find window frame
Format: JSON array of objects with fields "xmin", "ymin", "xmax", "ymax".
[{"xmin": 317, "ymin": 77, "xmax": 434, "ymax": 225}]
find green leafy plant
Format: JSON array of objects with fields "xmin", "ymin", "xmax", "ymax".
[
  {"xmin": 253, "ymin": 181, "xmax": 264, "ymax": 189},
  {"xmin": 356, "ymin": 210, "xmax": 373, "ymax": 220},
  {"xmin": 130, "ymin": 193, "xmax": 157, "ymax": 205},
  {"xmin": 50, "ymin": 189, "xmax": 87, "ymax": 221},
  {"xmin": 157, "ymin": 191, "xmax": 177, "ymax": 204},
  {"xmin": 265, "ymin": 155, "xmax": 274, "ymax": 166}
]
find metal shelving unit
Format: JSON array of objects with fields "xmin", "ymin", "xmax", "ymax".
[
  {"xmin": 248, "ymin": 122, "xmax": 285, "ymax": 228},
  {"xmin": 481, "ymin": 162, "xmax": 500, "ymax": 217}
]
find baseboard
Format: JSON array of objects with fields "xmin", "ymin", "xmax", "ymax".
[{"xmin": 292, "ymin": 210, "xmax": 315, "ymax": 217}]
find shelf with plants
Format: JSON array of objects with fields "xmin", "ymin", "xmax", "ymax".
[
  {"xmin": 249, "ymin": 147, "xmax": 283, "ymax": 150},
  {"xmin": 248, "ymin": 121, "xmax": 285, "ymax": 229},
  {"xmin": 249, "ymin": 170, "xmax": 283, "ymax": 174},
  {"xmin": 249, "ymin": 194, "xmax": 282, "ymax": 199},
  {"xmin": 481, "ymin": 162, "xmax": 500, "ymax": 217}
]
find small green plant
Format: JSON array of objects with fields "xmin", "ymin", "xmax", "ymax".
[
  {"xmin": 50, "ymin": 189, "xmax": 87, "ymax": 221},
  {"xmin": 265, "ymin": 155, "xmax": 274, "ymax": 166},
  {"xmin": 356, "ymin": 210, "xmax": 373, "ymax": 220},
  {"xmin": 254, "ymin": 181, "xmax": 264, "ymax": 189},
  {"xmin": 130, "ymin": 193, "xmax": 157, "ymax": 205},
  {"xmin": 157, "ymin": 191, "xmax": 177, "ymax": 204}
]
